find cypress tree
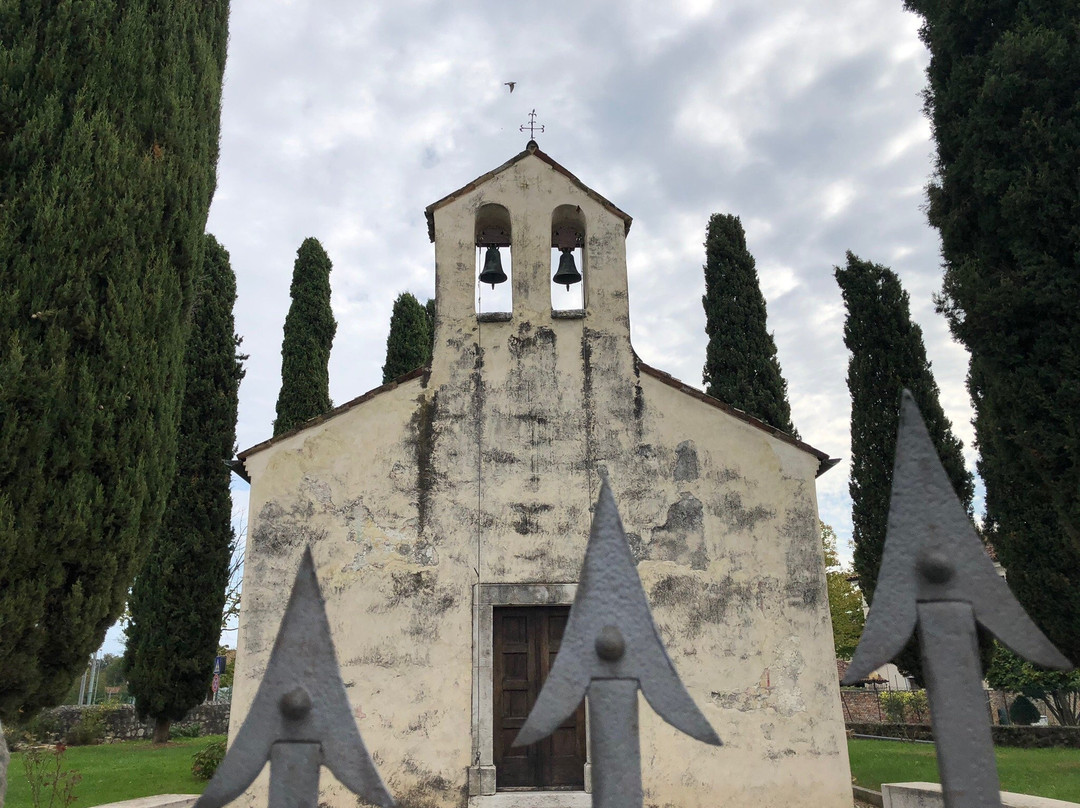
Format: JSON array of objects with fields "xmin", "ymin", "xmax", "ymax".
[
  {"xmin": 0, "ymin": 2, "xmax": 229, "ymax": 724},
  {"xmin": 273, "ymin": 238, "xmax": 336, "ymax": 436},
  {"xmin": 701, "ymin": 214, "xmax": 797, "ymax": 436},
  {"xmin": 124, "ymin": 235, "xmax": 244, "ymax": 743},
  {"xmin": 836, "ymin": 252, "xmax": 974, "ymax": 681},
  {"xmin": 382, "ymin": 292, "xmax": 432, "ymax": 383},
  {"xmin": 905, "ymin": 0, "xmax": 1080, "ymax": 664},
  {"xmin": 425, "ymin": 297, "xmax": 436, "ymax": 359}
]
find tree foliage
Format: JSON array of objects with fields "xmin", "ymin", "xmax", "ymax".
[
  {"xmin": 124, "ymin": 235, "xmax": 244, "ymax": 743},
  {"xmin": 1008, "ymin": 695, "xmax": 1042, "ymax": 727},
  {"xmin": 382, "ymin": 292, "xmax": 432, "ymax": 383},
  {"xmin": 274, "ymin": 238, "xmax": 336, "ymax": 436},
  {"xmin": 701, "ymin": 214, "xmax": 797, "ymax": 436},
  {"xmin": 0, "ymin": 1, "xmax": 229, "ymax": 723},
  {"xmin": 62, "ymin": 654, "xmax": 128, "ymax": 705},
  {"xmin": 822, "ymin": 523, "xmax": 865, "ymax": 660},
  {"xmin": 218, "ymin": 647, "xmax": 236, "ymax": 690},
  {"xmin": 987, "ymin": 642, "xmax": 1080, "ymax": 726},
  {"xmin": 836, "ymin": 253, "xmax": 975, "ymax": 682},
  {"xmin": 905, "ymin": 0, "xmax": 1080, "ymax": 668},
  {"xmin": 425, "ymin": 297, "xmax": 436, "ymax": 360}
]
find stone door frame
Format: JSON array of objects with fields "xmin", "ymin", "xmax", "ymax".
[{"xmin": 469, "ymin": 582, "xmax": 591, "ymax": 801}]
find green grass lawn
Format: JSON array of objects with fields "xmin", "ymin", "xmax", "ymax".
[
  {"xmin": 849, "ymin": 738, "xmax": 1080, "ymax": 803},
  {"xmin": 9, "ymin": 735, "xmax": 1080, "ymax": 807},
  {"xmin": 5, "ymin": 736, "xmax": 223, "ymax": 808}
]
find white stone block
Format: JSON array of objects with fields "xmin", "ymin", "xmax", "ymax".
[
  {"xmin": 89, "ymin": 795, "xmax": 198, "ymax": 808},
  {"xmin": 883, "ymin": 782, "xmax": 1079, "ymax": 808}
]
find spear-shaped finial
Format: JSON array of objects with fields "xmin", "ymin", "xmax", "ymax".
[
  {"xmin": 843, "ymin": 390, "xmax": 1072, "ymax": 808},
  {"xmin": 197, "ymin": 548, "xmax": 393, "ymax": 808},
  {"xmin": 515, "ymin": 478, "xmax": 719, "ymax": 808}
]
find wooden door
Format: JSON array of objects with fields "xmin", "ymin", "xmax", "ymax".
[{"xmin": 493, "ymin": 606, "xmax": 586, "ymax": 790}]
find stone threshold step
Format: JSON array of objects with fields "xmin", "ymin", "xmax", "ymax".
[{"xmin": 90, "ymin": 795, "xmax": 198, "ymax": 808}]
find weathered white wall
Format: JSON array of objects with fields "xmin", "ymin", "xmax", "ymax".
[{"xmin": 230, "ymin": 146, "xmax": 851, "ymax": 808}]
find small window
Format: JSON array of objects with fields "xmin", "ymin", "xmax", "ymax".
[
  {"xmin": 476, "ymin": 204, "xmax": 512, "ymax": 315},
  {"xmin": 551, "ymin": 205, "xmax": 585, "ymax": 313}
]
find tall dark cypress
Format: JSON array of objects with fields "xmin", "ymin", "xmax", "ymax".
[
  {"xmin": 905, "ymin": 0, "xmax": 1080, "ymax": 664},
  {"xmin": 701, "ymin": 214, "xmax": 797, "ymax": 436},
  {"xmin": 837, "ymin": 253, "xmax": 974, "ymax": 681},
  {"xmin": 425, "ymin": 297, "xmax": 436, "ymax": 360},
  {"xmin": 124, "ymin": 235, "xmax": 244, "ymax": 743},
  {"xmin": 382, "ymin": 292, "xmax": 432, "ymax": 384},
  {"xmin": 0, "ymin": 2, "xmax": 229, "ymax": 723},
  {"xmin": 274, "ymin": 238, "xmax": 336, "ymax": 436}
]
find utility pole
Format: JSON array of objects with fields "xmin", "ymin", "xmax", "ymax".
[
  {"xmin": 85, "ymin": 653, "xmax": 100, "ymax": 705},
  {"xmin": 77, "ymin": 659, "xmax": 89, "ymax": 705}
]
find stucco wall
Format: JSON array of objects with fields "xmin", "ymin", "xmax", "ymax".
[{"xmin": 230, "ymin": 147, "xmax": 851, "ymax": 808}]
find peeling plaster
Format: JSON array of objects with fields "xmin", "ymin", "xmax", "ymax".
[
  {"xmin": 713, "ymin": 490, "xmax": 775, "ymax": 532},
  {"xmin": 646, "ymin": 492, "xmax": 707, "ymax": 568},
  {"xmin": 673, "ymin": 440, "xmax": 699, "ymax": 481},
  {"xmin": 251, "ymin": 501, "xmax": 326, "ymax": 555}
]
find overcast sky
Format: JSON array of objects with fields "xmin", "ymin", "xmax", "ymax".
[{"xmin": 98, "ymin": 0, "xmax": 982, "ymax": 655}]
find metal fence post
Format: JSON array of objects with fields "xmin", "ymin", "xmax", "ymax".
[
  {"xmin": 515, "ymin": 478, "xmax": 720, "ymax": 808},
  {"xmin": 843, "ymin": 390, "xmax": 1073, "ymax": 808},
  {"xmin": 195, "ymin": 548, "xmax": 393, "ymax": 808}
]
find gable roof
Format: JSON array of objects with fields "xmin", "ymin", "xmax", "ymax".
[
  {"xmin": 424, "ymin": 141, "xmax": 633, "ymax": 242},
  {"xmin": 232, "ymin": 367, "xmax": 428, "ymax": 481},
  {"xmin": 234, "ymin": 362, "xmax": 838, "ymax": 480}
]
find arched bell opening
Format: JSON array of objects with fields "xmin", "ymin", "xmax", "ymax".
[
  {"xmin": 475, "ymin": 203, "xmax": 513, "ymax": 316},
  {"xmin": 550, "ymin": 205, "xmax": 585, "ymax": 313}
]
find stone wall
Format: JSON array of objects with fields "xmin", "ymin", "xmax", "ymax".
[
  {"xmin": 840, "ymin": 690, "xmax": 885, "ymax": 723},
  {"xmin": 841, "ymin": 689, "xmax": 1021, "ymax": 727},
  {"xmin": 9, "ymin": 702, "xmax": 229, "ymax": 746}
]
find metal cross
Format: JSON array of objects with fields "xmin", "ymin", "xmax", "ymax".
[
  {"xmin": 519, "ymin": 109, "xmax": 545, "ymax": 139},
  {"xmin": 196, "ymin": 548, "xmax": 394, "ymax": 808},
  {"xmin": 515, "ymin": 478, "xmax": 720, "ymax": 808},
  {"xmin": 843, "ymin": 390, "xmax": 1072, "ymax": 808}
]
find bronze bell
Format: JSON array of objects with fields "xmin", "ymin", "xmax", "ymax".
[
  {"xmin": 478, "ymin": 246, "xmax": 507, "ymax": 288},
  {"xmin": 553, "ymin": 249, "xmax": 581, "ymax": 290}
]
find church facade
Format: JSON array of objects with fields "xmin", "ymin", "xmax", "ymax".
[{"xmin": 231, "ymin": 142, "xmax": 852, "ymax": 808}]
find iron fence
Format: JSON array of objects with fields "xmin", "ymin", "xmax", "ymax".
[{"xmin": 196, "ymin": 391, "xmax": 1073, "ymax": 808}]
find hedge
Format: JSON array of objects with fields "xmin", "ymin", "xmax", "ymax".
[{"xmin": 846, "ymin": 722, "xmax": 1080, "ymax": 749}]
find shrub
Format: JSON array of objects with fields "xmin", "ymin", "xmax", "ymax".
[
  {"xmin": 879, "ymin": 691, "xmax": 908, "ymax": 723},
  {"xmin": 192, "ymin": 739, "xmax": 226, "ymax": 780},
  {"xmin": 845, "ymin": 721, "xmax": 1080, "ymax": 748},
  {"xmin": 170, "ymin": 722, "xmax": 202, "ymax": 739},
  {"xmin": 1010, "ymin": 695, "xmax": 1042, "ymax": 726},
  {"xmin": 22, "ymin": 744, "xmax": 81, "ymax": 808},
  {"xmin": 21, "ymin": 711, "xmax": 62, "ymax": 745},
  {"xmin": 3, "ymin": 719, "xmax": 21, "ymax": 750},
  {"xmin": 908, "ymin": 690, "xmax": 929, "ymax": 722},
  {"xmin": 877, "ymin": 690, "xmax": 930, "ymax": 723},
  {"xmin": 65, "ymin": 707, "xmax": 105, "ymax": 746}
]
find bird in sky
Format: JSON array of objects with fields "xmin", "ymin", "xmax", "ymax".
[{"xmin": 504, "ymin": 82, "xmax": 516, "ymax": 93}]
